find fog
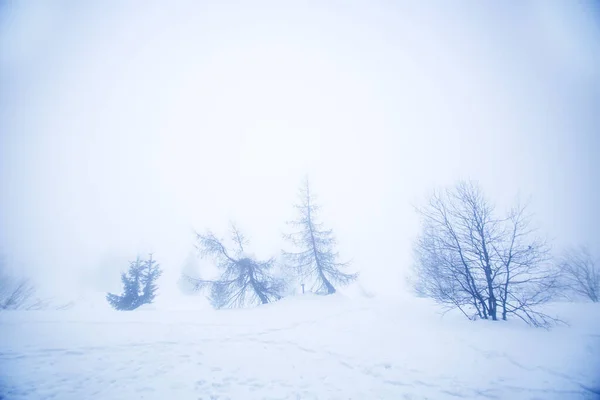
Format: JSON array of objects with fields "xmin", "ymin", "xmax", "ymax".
[{"xmin": 1, "ymin": 1, "xmax": 598, "ymax": 300}]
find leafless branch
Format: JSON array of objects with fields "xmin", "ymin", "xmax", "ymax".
[
  {"xmin": 411, "ymin": 181, "xmax": 560, "ymax": 327},
  {"xmin": 559, "ymin": 246, "xmax": 599, "ymax": 302}
]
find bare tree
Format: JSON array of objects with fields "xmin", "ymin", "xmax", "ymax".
[
  {"xmin": 283, "ymin": 179, "xmax": 357, "ymax": 295},
  {"xmin": 412, "ymin": 182, "xmax": 560, "ymax": 327},
  {"xmin": 559, "ymin": 246, "xmax": 599, "ymax": 302},
  {"xmin": 194, "ymin": 224, "xmax": 284, "ymax": 308},
  {"xmin": 0, "ymin": 257, "xmax": 47, "ymax": 311},
  {"xmin": 0, "ymin": 277, "xmax": 36, "ymax": 310}
]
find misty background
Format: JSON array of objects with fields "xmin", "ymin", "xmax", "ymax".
[{"xmin": 0, "ymin": 1, "xmax": 598, "ymax": 301}]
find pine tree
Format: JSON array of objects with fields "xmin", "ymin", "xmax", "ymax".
[
  {"xmin": 284, "ymin": 179, "xmax": 357, "ymax": 294},
  {"xmin": 106, "ymin": 255, "xmax": 162, "ymax": 310}
]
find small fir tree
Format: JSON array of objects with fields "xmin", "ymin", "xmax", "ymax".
[{"xmin": 106, "ymin": 255, "xmax": 162, "ymax": 310}]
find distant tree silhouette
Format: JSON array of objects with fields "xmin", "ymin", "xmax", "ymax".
[
  {"xmin": 0, "ymin": 255, "xmax": 41, "ymax": 310},
  {"xmin": 560, "ymin": 246, "xmax": 599, "ymax": 302}
]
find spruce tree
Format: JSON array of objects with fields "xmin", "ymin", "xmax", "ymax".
[{"xmin": 106, "ymin": 255, "xmax": 162, "ymax": 310}]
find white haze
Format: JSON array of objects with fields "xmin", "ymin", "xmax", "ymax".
[{"xmin": 0, "ymin": 1, "xmax": 599, "ymax": 300}]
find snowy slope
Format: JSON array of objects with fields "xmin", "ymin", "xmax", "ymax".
[{"xmin": 0, "ymin": 295, "xmax": 599, "ymax": 400}]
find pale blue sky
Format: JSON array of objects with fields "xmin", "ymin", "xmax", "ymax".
[{"xmin": 1, "ymin": 1, "xmax": 599, "ymax": 297}]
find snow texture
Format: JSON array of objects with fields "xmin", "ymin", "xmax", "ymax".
[{"xmin": 0, "ymin": 295, "xmax": 599, "ymax": 399}]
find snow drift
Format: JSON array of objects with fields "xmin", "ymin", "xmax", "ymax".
[{"xmin": 0, "ymin": 295, "xmax": 599, "ymax": 399}]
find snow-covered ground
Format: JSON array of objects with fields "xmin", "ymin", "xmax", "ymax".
[{"xmin": 1, "ymin": 294, "xmax": 599, "ymax": 400}]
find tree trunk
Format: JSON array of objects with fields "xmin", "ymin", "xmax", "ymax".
[
  {"xmin": 320, "ymin": 272, "xmax": 336, "ymax": 294},
  {"xmin": 502, "ymin": 275, "xmax": 509, "ymax": 321},
  {"xmin": 306, "ymin": 193, "xmax": 336, "ymax": 295}
]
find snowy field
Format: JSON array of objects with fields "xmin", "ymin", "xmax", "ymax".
[{"xmin": 1, "ymin": 295, "xmax": 599, "ymax": 400}]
